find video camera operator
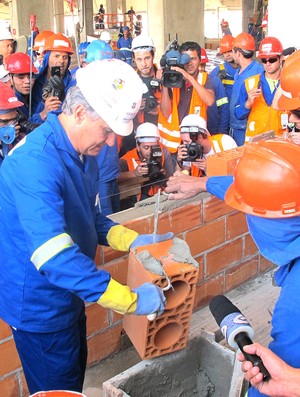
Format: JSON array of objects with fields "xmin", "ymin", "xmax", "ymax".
[
  {"xmin": 158, "ymin": 41, "xmax": 215, "ymax": 157},
  {"xmin": 176, "ymin": 114, "xmax": 237, "ymax": 177},
  {"xmin": 119, "ymin": 122, "xmax": 175, "ymax": 209}
]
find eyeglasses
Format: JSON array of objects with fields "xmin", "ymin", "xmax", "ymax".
[
  {"xmin": 0, "ymin": 116, "xmax": 17, "ymax": 126},
  {"xmin": 261, "ymin": 57, "xmax": 279, "ymax": 64},
  {"xmin": 290, "ymin": 109, "xmax": 300, "ymax": 119}
]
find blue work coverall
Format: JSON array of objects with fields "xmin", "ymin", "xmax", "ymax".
[
  {"xmin": 0, "ymin": 113, "xmax": 117, "ymax": 393},
  {"xmin": 207, "ymin": 176, "xmax": 300, "ymax": 397}
]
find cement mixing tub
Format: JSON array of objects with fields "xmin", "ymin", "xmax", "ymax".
[{"xmin": 102, "ymin": 330, "xmax": 247, "ymax": 397}]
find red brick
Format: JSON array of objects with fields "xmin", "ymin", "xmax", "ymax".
[
  {"xmin": 103, "ymin": 257, "xmax": 129, "ymax": 285},
  {"xmin": 203, "ymin": 195, "xmax": 235, "ymax": 222},
  {"xmin": 206, "ymin": 238, "xmax": 243, "ymax": 277},
  {"xmin": 185, "ymin": 218, "xmax": 225, "ymax": 256},
  {"xmin": 158, "ymin": 204, "xmax": 203, "ymax": 236},
  {"xmin": 193, "ymin": 275, "xmax": 225, "ymax": 310},
  {"xmin": 244, "ymin": 234, "xmax": 259, "ymax": 257},
  {"xmin": 87, "ymin": 324, "xmax": 123, "ymax": 365},
  {"xmin": 0, "ymin": 373, "xmax": 21, "ymax": 397},
  {"xmin": 103, "ymin": 246, "xmax": 127, "ymax": 264},
  {"xmin": 226, "ymin": 212, "xmax": 248, "ymax": 240},
  {"xmin": 124, "ymin": 217, "xmax": 151, "ymax": 234},
  {"xmin": 86, "ymin": 303, "xmax": 110, "ymax": 336},
  {"xmin": 0, "ymin": 319, "xmax": 11, "ymax": 340},
  {"xmin": 195, "ymin": 255, "xmax": 205, "ymax": 282},
  {"xmin": 0, "ymin": 340, "xmax": 21, "ymax": 377},
  {"xmin": 225, "ymin": 258, "xmax": 259, "ymax": 291},
  {"xmin": 260, "ymin": 256, "xmax": 276, "ymax": 274}
]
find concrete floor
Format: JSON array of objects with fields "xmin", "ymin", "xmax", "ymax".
[{"xmin": 82, "ymin": 269, "xmax": 280, "ymax": 397}]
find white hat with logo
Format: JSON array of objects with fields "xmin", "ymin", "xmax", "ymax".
[{"xmin": 76, "ymin": 59, "xmax": 147, "ymax": 136}]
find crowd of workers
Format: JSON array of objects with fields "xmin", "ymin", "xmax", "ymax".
[{"xmin": 0, "ymin": 13, "xmax": 299, "ymax": 397}]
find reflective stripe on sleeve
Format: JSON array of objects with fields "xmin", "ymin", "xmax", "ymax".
[
  {"xmin": 216, "ymin": 96, "xmax": 229, "ymax": 107},
  {"xmin": 31, "ymin": 233, "xmax": 74, "ymax": 270}
]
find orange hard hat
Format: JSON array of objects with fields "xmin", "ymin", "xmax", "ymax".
[
  {"xmin": 233, "ymin": 32, "xmax": 255, "ymax": 51},
  {"xmin": 0, "ymin": 81, "xmax": 23, "ymax": 110},
  {"xmin": 200, "ymin": 47, "xmax": 209, "ymax": 63},
  {"xmin": 43, "ymin": 33, "xmax": 74, "ymax": 54},
  {"xmin": 33, "ymin": 30, "xmax": 54, "ymax": 52},
  {"xmin": 219, "ymin": 35, "xmax": 234, "ymax": 54},
  {"xmin": 6, "ymin": 52, "xmax": 38, "ymax": 74},
  {"xmin": 277, "ymin": 50, "xmax": 300, "ymax": 110},
  {"xmin": 225, "ymin": 140, "xmax": 300, "ymax": 218},
  {"xmin": 257, "ymin": 37, "xmax": 283, "ymax": 58}
]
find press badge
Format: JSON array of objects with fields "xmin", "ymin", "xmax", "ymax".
[{"xmin": 281, "ymin": 113, "xmax": 288, "ymax": 129}]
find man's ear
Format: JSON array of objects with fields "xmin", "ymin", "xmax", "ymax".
[{"xmin": 73, "ymin": 104, "xmax": 86, "ymax": 124}]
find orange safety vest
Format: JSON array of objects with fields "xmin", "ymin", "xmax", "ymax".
[
  {"xmin": 121, "ymin": 146, "xmax": 165, "ymax": 198},
  {"xmin": 244, "ymin": 74, "xmax": 286, "ymax": 140},
  {"xmin": 191, "ymin": 134, "xmax": 225, "ymax": 177},
  {"xmin": 158, "ymin": 72, "xmax": 208, "ymax": 153}
]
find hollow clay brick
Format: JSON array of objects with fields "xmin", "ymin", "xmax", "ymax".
[
  {"xmin": 123, "ymin": 238, "xmax": 199, "ymax": 359},
  {"xmin": 206, "ymin": 146, "xmax": 245, "ymax": 177}
]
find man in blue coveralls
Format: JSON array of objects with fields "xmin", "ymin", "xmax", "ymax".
[{"xmin": 0, "ymin": 59, "xmax": 172, "ymax": 394}]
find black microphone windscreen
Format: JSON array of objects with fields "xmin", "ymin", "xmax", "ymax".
[
  {"xmin": 282, "ymin": 47, "xmax": 297, "ymax": 56},
  {"xmin": 209, "ymin": 295, "xmax": 241, "ymax": 326}
]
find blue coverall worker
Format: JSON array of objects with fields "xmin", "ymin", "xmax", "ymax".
[
  {"xmin": 210, "ymin": 35, "xmax": 239, "ymax": 103},
  {"xmin": 0, "ymin": 59, "xmax": 171, "ymax": 394},
  {"xmin": 31, "ymin": 33, "xmax": 75, "ymax": 122},
  {"xmin": 229, "ymin": 33, "xmax": 264, "ymax": 146},
  {"xmin": 165, "ymin": 139, "xmax": 300, "ymax": 397},
  {"xmin": 0, "ymin": 81, "xmax": 24, "ymax": 163},
  {"xmin": 116, "ymin": 26, "xmax": 132, "ymax": 65}
]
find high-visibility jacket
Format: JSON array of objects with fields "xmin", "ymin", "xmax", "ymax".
[
  {"xmin": 210, "ymin": 62, "xmax": 238, "ymax": 102},
  {"xmin": 0, "ymin": 113, "xmax": 118, "ymax": 332},
  {"xmin": 120, "ymin": 146, "xmax": 166, "ymax": 198},
  {"xmin": 158, "ymin": 72, "xmax": 208, "ymax": 153},
  {"xmin": 242, "ymin": 73, "xmax": 286, "ymax": 141},
  {"xmin": 191, "ymin": 134, "xmax": 230, "ymax": 177}
]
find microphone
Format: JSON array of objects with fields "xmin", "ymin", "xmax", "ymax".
[{"xmin": 209, "ymin": 295, "xmax": 270, "ymax": 381}]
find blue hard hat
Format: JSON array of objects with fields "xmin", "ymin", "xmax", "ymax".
[
  {"xmin": 78, "ymin": 41, "xmax": 90, "ymax": 55},
  {"xmin": 83, "ymin": 40, "xmax": 114, "ymax": 63}
]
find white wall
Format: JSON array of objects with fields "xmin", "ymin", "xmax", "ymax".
[{"xmin": 268, "ymin": 0, "xmax": 299, "ymax": 49}]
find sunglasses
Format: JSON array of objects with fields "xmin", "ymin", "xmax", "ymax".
[
  {"xmin": 290, "ymin": 109, "xmax": 300, "ymax": 119},
  {"xmin": 261, "ymin": 57, "xmax": 278, "ymax": 64}
]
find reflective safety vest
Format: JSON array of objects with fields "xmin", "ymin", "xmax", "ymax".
[
  {"xmin": 219, "ymin": 63, "xmax": 234, "ymax": 86},
  {"xmin": 158, "ymin": 72, "xmax": 208, "ymax": 153},
  {"xmin": 121, "ymin": 146, "xmax": 165, "ymax": 198},
  {"xmin": 244, "ymin": 74, "xmax": 286, "ymax": 141},
  {"xmin": 191, "ymin": 134, "xmax": 225, "ymax": 177}
]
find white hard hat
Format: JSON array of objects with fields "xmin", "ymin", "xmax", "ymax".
[
  {"xmin": 100, "ymin": 31, "xmax": 111, "ymax": 43},
  {"xmin": 132, "ymin": 35, "xmax": 155, "ymax": 52},
  {"xmin": 0, "ymin": 29, "xmax": 13, "ymax": 41},
  {"xmin": 135, "ymin": 122, "xmax": 159, "ymax": 142},
  {"xmin": 0, "ymin": 64, "xmax": 9, "ymax": 81},
  {"xmin": 180, "ymin": 114, "xmax": 208, "ymax": 133},
  {"xmin": 76, "ymin": 59, "xmax": 147, "ymax": 136}
]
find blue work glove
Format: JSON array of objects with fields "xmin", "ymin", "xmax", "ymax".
[
  {"xmin": 133, "ymin": 282, "xmax": 166, "ymax": 316},
  {"xmin": 130, "ymin": 232, "xmax": 174, "ymax": 249}
]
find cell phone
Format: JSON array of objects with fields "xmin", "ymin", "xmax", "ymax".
[{"xmin": 51, "ymin": 66, "xmax": 61, "ymax": 77}]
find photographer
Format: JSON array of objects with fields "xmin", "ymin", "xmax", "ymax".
[
  {"xmin": 5, "ymin": 52, "xmax": 42, "ymax": 128},
  {"xmin": 176, "ymin": 114, "xmax": 237, "ymax": 177},
  {"xmin": 119, "ymin": 122, "xmax": 175, "ymax": 209},
  {"xmin": 0, "ymin": 81, "xmax": 24, "ymax": 164},
  {"xmin": 158, "ymin": 41, "xmax": 215, "ymax": 155},
  {"xmin": 132, "ymin": 35, "xmax": 161, "ymax": 128}
]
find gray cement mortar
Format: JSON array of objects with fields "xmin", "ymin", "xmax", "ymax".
[{"xmin": 103, "ymin": 333, "xmax": 245, "ymax": 397}]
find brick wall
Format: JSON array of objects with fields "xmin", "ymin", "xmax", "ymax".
[{"xmin": 0, "ymin": 193, "xmax": 274, "ymax": 397}]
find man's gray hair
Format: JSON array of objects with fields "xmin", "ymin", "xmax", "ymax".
[{"xmin": 61, "ymin": 85, "xmax": 100, "ymax": 120}]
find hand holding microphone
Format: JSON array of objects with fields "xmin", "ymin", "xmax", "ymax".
[{"xmin": 209, "ymin": 295, "xmax": 270, "ymax": 381}]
